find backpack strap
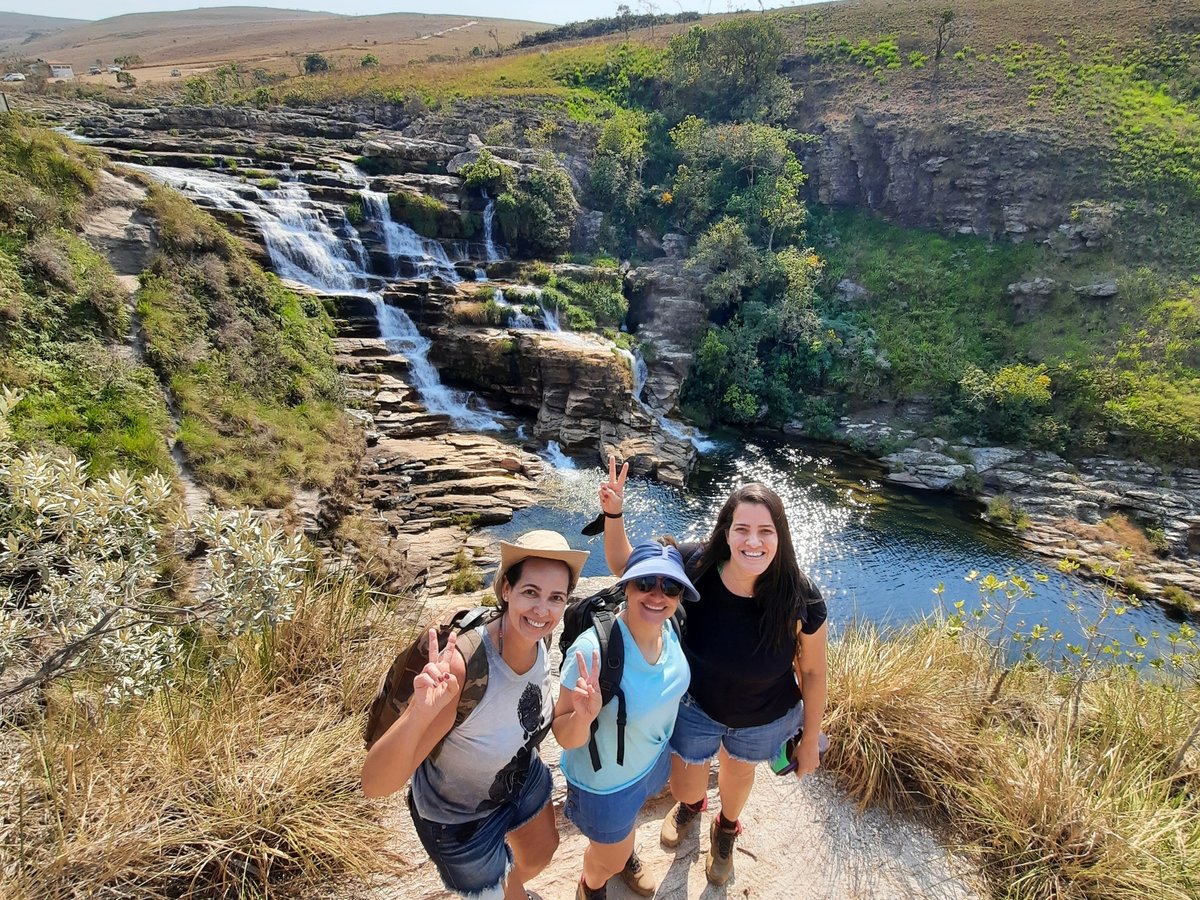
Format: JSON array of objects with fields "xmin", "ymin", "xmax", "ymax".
[{"xmin": 588, "ymin": 608, "xmax": 626, "ymax": 772}]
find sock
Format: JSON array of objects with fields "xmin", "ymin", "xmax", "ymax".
[
  {"xmin": 684, "ymin": 798, "xmax": 705, "ymax": 812},
  {"xmin": 717, "ymin": 811, "xmax": 739, "ymax": 831}
]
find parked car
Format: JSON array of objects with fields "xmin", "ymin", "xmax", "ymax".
[
  {"xmin": 89, "ymin": 66, "xmax": 102, "ymax": 75},
  {"xmin": 107, "ymin": 65, "xmax": 121, "ymax": 74},
  {"xmin": 2, "ymin": 72, "xmax": 26, "ymax": 82}
]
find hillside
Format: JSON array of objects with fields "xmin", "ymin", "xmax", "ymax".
[
  {"xmin": 9, "ymin": 7, "xmax": 549, "ymax": 75},
  {"xmin": 0, "ymin": 12, "xmax": 85, "ymax": 57}
]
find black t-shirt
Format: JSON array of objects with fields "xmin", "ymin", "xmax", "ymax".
[{"xmin": 679, "ymin": 545, "xmax": 827, "ymax": 729}]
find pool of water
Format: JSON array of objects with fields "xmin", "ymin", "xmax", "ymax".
[{"xmin": 489, "ymin": 438, "xmax": 1182, "ymax": 661}]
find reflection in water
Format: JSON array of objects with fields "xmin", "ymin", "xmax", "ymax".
[{"xmin": 490, "ymin": 439, "xmax": 1179, "ymax": 660}]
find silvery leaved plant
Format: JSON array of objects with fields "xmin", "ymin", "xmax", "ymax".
[{"xmin": 0, "ymin": 387, "xmax": 310, "ymax": 704}]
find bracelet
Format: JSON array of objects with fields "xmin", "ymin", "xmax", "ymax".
[{"xmin": 603, "ymin": 511, "xmax": 623, "ymax": 519}]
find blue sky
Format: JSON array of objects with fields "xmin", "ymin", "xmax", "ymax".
[{"xmin": 8, "ymin": 1, "xmax": 811, "ymax": 27}]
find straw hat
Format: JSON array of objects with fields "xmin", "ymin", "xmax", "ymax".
[{"xmin": 494, "ymin": 530, "xmax": 590, "ymax": 602}]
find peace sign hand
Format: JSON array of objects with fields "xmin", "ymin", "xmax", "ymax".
[
  {"xmin": 599, "ymin": 454, "xmax": 628, "ymax": 517},
  {"xmin": 570, "ymin": 649, "xmax": 603, "ymax": 722},
  {"xmin": 411, "ymin": 628, "xmax": 459, "ymax": 717}
]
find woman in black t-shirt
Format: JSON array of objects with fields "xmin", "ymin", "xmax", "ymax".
[{"xmin": 598, "ymin": 457, "xmax": 828, "ymax": 888}]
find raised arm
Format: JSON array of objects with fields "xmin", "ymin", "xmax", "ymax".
[
  {"xmin": 361, "ymin": 629, "xmax": 464, "ymax": 798},
  {"xmin": 600, "ymin": 454, "xmax": 634, "ymax": 575}
]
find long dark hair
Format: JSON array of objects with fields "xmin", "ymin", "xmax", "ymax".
[{"xmin": 697, "ymin": 483, "xmax": 814, "ymax": 651}]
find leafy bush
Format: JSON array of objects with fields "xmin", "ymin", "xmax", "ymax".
[
  {"xmin": 494, "ymin": 164, "xmax": 578, "ymax": 258},
  {"xmin": 388, "ymin": 190, "xmax": 460, "ymax": 238}
]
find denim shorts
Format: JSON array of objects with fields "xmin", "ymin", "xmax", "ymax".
[
  {"xmin": 407, "ymin": 757, "xmax": 552, "ymax": 899},
  {"xmin": 669, "ymin": 693, "xmax": 804, "ymax": 765},
  {"xmin": 564, "ymin": 745, "xmax": 671, "ymax": 844}
]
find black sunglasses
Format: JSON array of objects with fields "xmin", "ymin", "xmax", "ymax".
[{"xmin": 630, "ymin": 575, "xmax": 685, "ymax": 598}]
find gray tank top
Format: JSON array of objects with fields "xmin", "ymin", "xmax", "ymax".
[{"xmin": 410, "ymin": 625, "xmax": 553, "ymax": 824}]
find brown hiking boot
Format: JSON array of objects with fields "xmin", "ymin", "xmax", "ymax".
[
  {"xmin": 620, "ymin": 849, "xmax": 656, "ymax": 897},
  {"xmin": 576, "ymin": 876, "xmax": 606, "ymax": 900},
  {"xmin": 705, "ymin": 815, "xmax": 742, "ymax": 886},
  {"xmin": 660, "ymin": 798, "xmax": 705, "ymax": 848}
]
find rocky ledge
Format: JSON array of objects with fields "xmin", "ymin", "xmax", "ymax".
[{"xmin": 858, "ymin": 425, "xmax": 1199, "ymax": 611}]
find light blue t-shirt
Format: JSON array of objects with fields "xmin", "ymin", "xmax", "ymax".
[{"xmin": 560, "ymin": 616, "xmax": 690, "ymax": 794}]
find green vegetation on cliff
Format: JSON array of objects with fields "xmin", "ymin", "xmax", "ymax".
[
  {"xmin": 136, "ymin": 186, "xmax": 358, "ymax": 507},
  {"xmin": 0, "ymin": 115, "xmax": 174, "ymax": 477},
  {"xmin": 0, "ymin": 115, "xmax": 358, "ymax": 507}
]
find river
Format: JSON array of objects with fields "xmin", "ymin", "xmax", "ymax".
[{"xmin": 490, "ymin": 438, "xmax": 1184, "ymax": 664}]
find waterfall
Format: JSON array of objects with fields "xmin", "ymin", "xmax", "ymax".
[
  {"xmin": 540, "ymin": 297, "xmax": 561, "ymax": 332},
  {"xmin": 359, "ymin": 190, "xmax": 460, "ymax": 282},
  {"xmin": 134, "ymin": 164, "xmax": 500, "ymax": 430},
  {"xmin": 481, "ymin": 189, "xmax": 503, "ymax": 263},
  {"xmin": 371, "ymin": 297, "xmax": 502, "ymax": 431},
  {"xmin": 542, "ymin": 441, "xmax": 577, "ymax": 470},
  {"xmin": 621, "ymin": 346, "xmax": 716, "ymax": 453},
  {"xmin": 136, "ymin": 165, "xmax": 371, "ymax": 293},
  {"xmin": 492, "ymin": 288, "xmax": 535, "ymax": 329}
]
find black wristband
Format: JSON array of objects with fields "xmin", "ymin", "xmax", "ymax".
[{"xmin": 603, "ymin": 511, "xmax": 623, "ymax": 519}]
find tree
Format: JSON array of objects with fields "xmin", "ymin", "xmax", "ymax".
[
  {"xmin": 303, "ymin": 52, "xmax": 329, "ymax": 74},
  {"xmin": 616, "ymin": 3, "xmax": 633, "ymax": 39},
  {"xmin": 934, "ymin": 8, "xmax": 956, "ymax": 63},
  {"xmin": 488, "ymin": 28, "xmax": 501, "ymax": 53},
  {"xmin": 665, "ymin": 19, "xmax": 798, "ymax": 122}
]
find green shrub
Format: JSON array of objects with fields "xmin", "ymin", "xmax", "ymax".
[{"xmin": 388, "ymin": 190, "xmax": 457, "ymax": 238}]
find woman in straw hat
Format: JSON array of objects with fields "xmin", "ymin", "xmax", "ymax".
[
  {"xmin": 554, "ymin": 539, "xmax": 697, "ymax": 900},
  {"xmin": 597, "ymin": 456, "xmax": 828, "ymax": 888},
  {"xmin": 362, "ymin": 530, "xmax": 589, "ymax": 900}
]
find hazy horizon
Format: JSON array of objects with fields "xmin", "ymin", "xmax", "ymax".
[{"xmin": 0, "ymin": 0, "xmax": 814, "ymax": 28}]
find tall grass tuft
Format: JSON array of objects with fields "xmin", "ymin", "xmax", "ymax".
[
  {"xmin": 1, "ymin": 569, "xmax": 412, "ymax": 899},
  {"xmin": 825, "ymin": 622, "xmax": 1200, "ymax": 899}
]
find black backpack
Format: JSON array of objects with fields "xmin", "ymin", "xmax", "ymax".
[{"xmin": 558, "ymin": 555, "xmax": 700, "ymax": 772}]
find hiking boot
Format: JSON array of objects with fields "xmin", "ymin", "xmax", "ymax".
[
  {"xmin": 705, "ymin": 815, "xmax": 743, "ymax": 886},
  {"xmin": 660, "ymin": 798, "xmax": 705, "ymax": 848},
  {"xmin": 620, "ymin": 849, "xmax": 656, "ymax": 897},
  {"xmin": 576, "ymin": 876, "xmax": 606, "ymax": 900}
]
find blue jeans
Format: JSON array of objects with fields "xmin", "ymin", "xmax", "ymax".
[
  {"xmin": 669, "ymin": 693, "xmax": 804, "ymax": 764},
  {"xmin": 564, "ymin": 744, "xmax": 671, "ymax": 844},
  {"xmin": 407, "ymin": 757, "xmax": 552, "ymax": 899}
]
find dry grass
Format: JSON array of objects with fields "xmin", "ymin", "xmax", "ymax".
[
  {"xmin": 825, "ymin": 624, "xmax": 1200, "ymax": 899},
  {"xmin": 0, "ymin": 569, "xmax": 418, "ymax": 900}
]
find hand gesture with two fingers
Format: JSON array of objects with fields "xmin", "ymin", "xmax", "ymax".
[
  {"xmin": 412, "ymin": 628, "xmax": 459, "ymax": 716},
  {"xmin": 599, "ymin": 454, "xmax": 628, "ymax": 517},
  {"xmin": 570, "ymin": 649, "xmax": 603, "ymax": 723}
]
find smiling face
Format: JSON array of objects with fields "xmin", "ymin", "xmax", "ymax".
[
  {"xmin": 500, "ymin": 557, "xmax": 571, "ymax": 645},
  {"xmin": 725, "ymin": 501, "xmax": 779, "ymax": 582},
  {"xmin": 623, "ymin": 575, "xmax": 683, "ymax": 630}
]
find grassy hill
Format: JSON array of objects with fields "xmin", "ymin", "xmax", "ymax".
[
  {"xmin": 9, "ymin": 7, "xmax": 549, "ymax": 77},
  {"xmin": 0, "ymin": 12, "xmax": 85, "ymax": 58}
]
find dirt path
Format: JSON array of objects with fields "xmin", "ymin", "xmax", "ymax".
[{"xmin": 80, "ymin": 170, "xmax": 210, "ymax": 519}]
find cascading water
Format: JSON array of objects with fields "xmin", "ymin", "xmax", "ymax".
[
  {"xmin": 492, "ymin": 288, "xmax": 535, "ymax": 329},
  {"xmin": 620, "ymin": 346, "xmax": 715, "ymax": 453},
  {"xmin": 481, "ymin": 189, "xmax": 503, "ymax": 263},
  {"xmin": 135, "ymin": 164, "xmax": 500, "ymax": 430},
  {"xmin": 358, "ymin": 190, "xmax": 461, "ymax": 282},
  {"xmin": 371, "ymin": 297, "xmax": 502, "ymax": 431},
  {"xmin": 136, "ymin": 165, "xmax": 371, "ymax": 293}
]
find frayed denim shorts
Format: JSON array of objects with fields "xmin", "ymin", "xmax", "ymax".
[
  {"xmin": 669, "ymin": 692, "xmax": 804, "ymax": 764},
  {"xmin": 564, "ymin": 744, "xmax": 671, "ymax": 844},
  {"xmin": 407, "ymin": 756, "xmax": 552, "ymax": 899}
]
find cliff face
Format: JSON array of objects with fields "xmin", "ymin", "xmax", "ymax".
[{"xmin": 798, "ymin": 107, "xmax": 1101, "ymax": 243}]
